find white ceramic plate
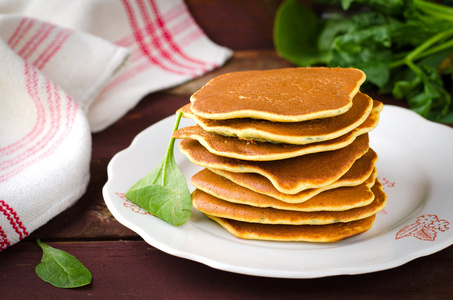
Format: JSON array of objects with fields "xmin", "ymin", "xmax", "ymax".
[{"xmin": 103, "ymin": 105, "xmax": 453, "ymax": 278}]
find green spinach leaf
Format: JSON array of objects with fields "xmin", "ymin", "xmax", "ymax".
[
  {"xmin": 125, "ymin": 111, "xmax": 191, "ymax": 226},
  {"xmin": 273, "ymin": 0, "xmax": 453, "ymax": 123},
  {"xmin": 35, "ymin": 239, "xmax": 92, "ymax": 288},
  {"xmin": 274, "ymin": 0, "xmax": 329, "ymax": 66}
]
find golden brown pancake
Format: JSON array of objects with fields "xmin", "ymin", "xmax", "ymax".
[
  {"xmin": 208, "ymin": 149, "xmax": 378, "ymax": 202},
  {"xmin": 357, "ymin": 100, "xmax": 383, "ymax": 132},
  {"xmin": 192, "ymin": 180, "xmax": 386, "ymax": 225},
  {"xmin": 191, "ymin": 168, "xmax": 376, "ymax": 211},
  {"xmin": 206, "ymin": 214, "xmax": 376, "ymax": 242},
  {"xmin": 173, "ymin": 100, "xmax": 382, "ymax": 161},
  {"xmin": 190, "ymin": 67, "xmax": 366, "ymax": 122},
  {"xmin": 180, "ymin": 92, "xmax": 373, "ymax": 144},
  {"xmin": 179, "ymin": 134, "xmax": 370, "ymax": 194}
]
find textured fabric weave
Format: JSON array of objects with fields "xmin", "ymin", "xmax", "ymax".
[{"xmin": 0, "ymin": 0, "xmax": 232, "ymax": 250}]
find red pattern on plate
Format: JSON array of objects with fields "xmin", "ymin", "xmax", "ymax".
[
  {"xmin": 376, "ymin": 177, "xmax": 393, "ymax": 215},
  {"xmin": 396, "ymin": 214, "xmax": 450, "ymax": 241},
  {"xmin": 378, "ymin": 177, "xmax": 395, "ymax": 188},
  {"xmin": 116, "ymin": 193, "xmax": 150, "ymax": 215}
]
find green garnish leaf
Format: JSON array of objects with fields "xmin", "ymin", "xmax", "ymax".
[
  {"xmin": 274, "ymin": 0, "xmax": 453, "ymax": 123},
  {"xmin": 35, "ymin": 239, "xmax": 92, "ymax": 288},
  {"xmin": 274, "ymin": 0, "xmax": 329, "ymax": 66},
  {"xmin": 125, "ymin": 111, "xmax": 192, "ymax": 226}
]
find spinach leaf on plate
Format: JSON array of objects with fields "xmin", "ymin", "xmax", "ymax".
[{"xmin": 125, "ymin": 111, "xmax": 192, "ymax": 226}]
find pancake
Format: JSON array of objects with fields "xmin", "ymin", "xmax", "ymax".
[
  {"xmin": 179, "ymin": 134, "xmax": 370, "ymax": 194},
  {"xmin": 192, "ymin": 180, "xmax": 386, "ymax": 225},
  {"xmin": 177, "ymin": 67, "xmax": 386, "ymax": 242},
  {"xmin": 180, "ymin": 92, "xmax": 374, "ymax": 144},
  {"xmin": 191, "ymin": 168, "xmax": 376, "ymax": 211},
  {"xmin": 206, "ymin": 214, "xmax": 376, "ymax": 242},
  {"xmin": 208, "ymin": 149, "xmax": 378, "ymax": 202},
  {"xmin": 190, "ymin": 67, "xmax": 366, "ymax": 122},
  {"xmin": 173, "ymin": 100, "xmax": 382, "ymax": 161}
]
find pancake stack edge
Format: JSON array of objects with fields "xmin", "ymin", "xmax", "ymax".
[{"xmin": 173, "ymin": 67, "xmax": 387, "ymax": 243}]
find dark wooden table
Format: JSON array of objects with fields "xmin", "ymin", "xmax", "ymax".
[{"xmin": 1, "ymin": 1, "xmax": 453, "ymax": 299}]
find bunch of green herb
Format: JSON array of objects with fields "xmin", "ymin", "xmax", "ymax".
[
  {"xmin": 125, "ymin": 112, "xmax": 192, "ymax": 226},
  {"xmin": 274, "ymin": 0, "xmax": 453, "ymax": 123}
]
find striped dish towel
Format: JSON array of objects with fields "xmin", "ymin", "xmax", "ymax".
[{"xmin": 0, "ymin": 0, "xmax": 232, "ymax": 250}]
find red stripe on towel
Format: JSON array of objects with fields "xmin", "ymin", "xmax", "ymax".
[
  {"xmin": 33, "ymin": 29, "xmax": 73, "ymax": 70},
  {"xmin": 0, "ymin": 200, "xmax": 28, "ymax": 241},
  {"xmin": 121, "ymin": 0, "xmax": 190, "ymax": 75},
  {"xmin": 136, "ymin": 0, "xmax": 202, "ymax": 73},
  {"xmin": 148, "ymin": 0, "xmax": 209, "ymax": 68},
  {"xmin": 116, "ymin": 1, "xmax": 187, "ymax": 47},
  {"xmin": 18, "ymin": 23, "xmax": 54, "ymax": 60},
  {"xmin": 8, "ymin": 18, "xmax": 35, "ymax": 50},
  {"xmin": 0, "ymin": 226, "xmax": 10, "ymax": 251},
  {"xmin": 0, "ymin": 63, "xmax": 78, "ymax": 182}
]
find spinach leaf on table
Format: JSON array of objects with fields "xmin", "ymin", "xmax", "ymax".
[
  {"xmin": 274, "ymin": 0, "xmax": 453, "ymax": 123},
  {"xmin": 125, "ymin": 111, "xmax": 192, "ymax": 226},
  {"xmin": 35, "ymin": 239, "xmax": 92, "ymax": 288}
]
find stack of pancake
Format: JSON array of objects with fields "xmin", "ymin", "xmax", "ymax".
[{"xmin": 173, "ymin": 67, "xmax": 387, "ymax": 242}]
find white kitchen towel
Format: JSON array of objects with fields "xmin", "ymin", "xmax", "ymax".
[{"xmin": 0, "ymin": 0, "xmax": 232, "ymax": 250}]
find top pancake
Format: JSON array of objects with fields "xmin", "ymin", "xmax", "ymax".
[{"xmin": 190, "ymin": 67, "xmax": 366, "ymax": 122}]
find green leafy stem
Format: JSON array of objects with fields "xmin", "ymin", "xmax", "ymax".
[
  {"xmin": 161, "ymin": 111, "xmax": 182, "ymax": 186},
  {"xmin": 125, "ymin": 111, "xmax": 192, "ymax": 226},
  {"xmin": 273, "ymin": 0, "xmax": 453, "ymax": 123},
  {"xmin": 389, "ymin": 28, "xmax": 453, "ymax": 70},
  {"xmin": 415, "ymin": 0, "xmax": 453, "ymax": 21}
]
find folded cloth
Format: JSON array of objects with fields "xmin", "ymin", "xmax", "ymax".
[{"xmin": 0, "ymin": 0, "xmax": 232, "ymax": 250}]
